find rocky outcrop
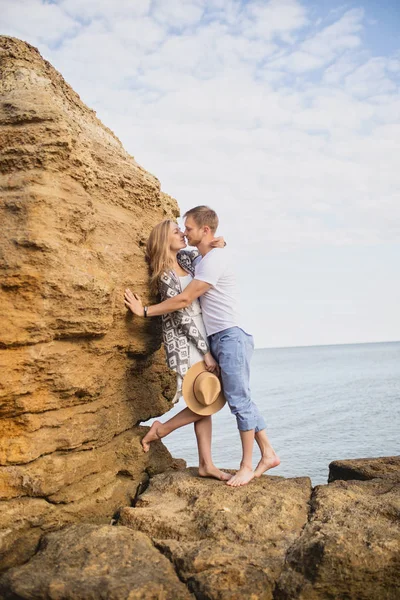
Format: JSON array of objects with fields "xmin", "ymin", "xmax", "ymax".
[
  {"xmin": 0, "ymin": 36, "xmax": 179, "ymax": 570},
  {"xmin": 1, "ymin": 458, "xmax": 398, "ymax": 599},
  {"xmin": 275, "ymin": 476, "xmax": 400, "ymax": 599},
  {"xmin": 120, "ymin": 462, "xmax": 400, "ymax": 599},
  {"xmin": 120, "ymin": 468, "xmax": 312, "ymax": 599}
]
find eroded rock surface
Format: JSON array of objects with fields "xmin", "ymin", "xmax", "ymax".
[
  {"xmin": 1, "ymin": 461, "xmax": 398, "ymax": 599},
  {"xmin": 276, "ymin": 459, "xmax": 400, "ymax": 600},
  {"xmin": 0, "ymin": 35, "xmax": 178, "ymax": 570},
  {"xmin": 0, "ymin": 525, "xmax": 192, "ymax": 600},
  {"xmin": 120, "ymin": 468, "xmax": 312, "ymax": 599}
]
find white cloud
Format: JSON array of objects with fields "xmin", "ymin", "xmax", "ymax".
[
  {"xmin": 344, "ymin": 57, "xmax": 398, "ymax": 97},
  {"xmin": 59, "ymin": 0, "xmax": 151, "ymax": 20},
  {"xmin": 323, "ymin": 54, "xmax": 359, "ymax": 85},
  {"xmin": 270, "ymin": 8, "xmax": 364, "ymax": 73},
  {"xmin": 112, "ymin": 17, "xmax": 165, "ymax": 51},
  {"xmin": 301, "ymin": 8, "xmax": 363, "ymax": 55},
  {"xmin": 151, "ymin": 0, "xmax": 204, "ymax": 28},
  {"xmin": 1, "ymin": 0, "xmax": 80, "ymax": 45}
]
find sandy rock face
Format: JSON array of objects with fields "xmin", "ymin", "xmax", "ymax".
[{"xmin": 0, "ymin": 36, "xmax": 178, "ymax": 569}]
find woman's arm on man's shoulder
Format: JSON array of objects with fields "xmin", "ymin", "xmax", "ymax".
[
  {"xmin": 177, "ymin": 249, "xmax": 202, "ymax": 269},
  {"xmin": 178, "ymin": 249, "xmax": 200, "ymax": 261},
  {"xmin": 178, "ymin": 237, "xmax": 225, "ymax": 267}
]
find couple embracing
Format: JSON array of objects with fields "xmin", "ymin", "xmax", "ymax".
[{"xmin": 124, "ymin": 206, "xmax": 279, "ymax": 487}]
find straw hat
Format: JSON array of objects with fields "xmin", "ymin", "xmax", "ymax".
[{"xmin": 182, "ymin": 361, "xmax": 226, "ymax": 416}]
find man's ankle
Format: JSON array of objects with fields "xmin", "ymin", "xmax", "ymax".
[{"xmin": 261, "ymin": 448, "xmax": 275, "ymax": 458}]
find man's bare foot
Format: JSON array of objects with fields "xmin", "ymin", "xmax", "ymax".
[
  {"xmin": 226, "ymin": 465, "xmax": 255, "ymax": 487},
  {"xmin": 141, "ymin": 421, "xmax": 162, "ymax": 452},
  {"xmin": 254, "ymin": 453, "xmax": 280, "ymax": 477},
  {"xmin": 198, "ymin": 465, "xmax": 232, "ymax": 481}
]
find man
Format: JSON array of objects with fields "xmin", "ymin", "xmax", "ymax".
[{"xmin": 125, "ymin": 206, "xmax": 279, "ymax": 486}]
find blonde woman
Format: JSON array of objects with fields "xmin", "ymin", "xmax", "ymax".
[{"xmin": 127, "ymin": 219, "xmax": 230, "ymax": 481}]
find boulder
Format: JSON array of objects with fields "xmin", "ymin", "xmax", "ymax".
[
  {"xmin": 275, "ymin": 475, "xmax": 400, "ymax": 599},
  {"xmin": 329, "ymin": 455, "xmax": 400, "ymax": 483},
  {"xmin": 0, "ymin": 525, "xmax": 192, "ymax": 599},
  {"xmin": 0, "ymin": 35, "xmax": 178, "ymax": 570}
]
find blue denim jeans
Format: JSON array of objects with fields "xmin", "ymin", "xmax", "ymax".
[{"xmin": 209, "ymin": 326, "xmax": 266, "ymax": 432}]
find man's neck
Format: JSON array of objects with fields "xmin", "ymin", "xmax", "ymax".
[{"xmin": 197, "ymin": 240, "xmax": 214, "ymax": 257}]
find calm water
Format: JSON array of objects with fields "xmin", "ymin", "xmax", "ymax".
[{"xmin": 145, "ymin": 342, "xmax": 400, "ymax": 485}]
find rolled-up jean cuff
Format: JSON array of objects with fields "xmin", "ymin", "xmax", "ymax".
[
  {"xmin": 236, "ymin": 417, "xmax": 258, "ymax": 432},
  {"xmin": 237, "ymin": 422, "xmax": 267, "ymax": 433},
  {"xmin": 237, "ymin": 423, "xmax": 256, "ymax": 432}
]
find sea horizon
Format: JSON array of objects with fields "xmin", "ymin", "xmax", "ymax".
[{"xmin": 257, "ymin": 339, "xmax": 400, "ymax": 351}]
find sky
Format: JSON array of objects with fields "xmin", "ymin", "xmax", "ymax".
[{"xmin": 2, "ymin": 0, "xmax": 400, "ymax": 348}]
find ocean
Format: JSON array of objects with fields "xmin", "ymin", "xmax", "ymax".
[{"xmin": 145, "ymin": 341, "xmax": 400, "ymax": 486}]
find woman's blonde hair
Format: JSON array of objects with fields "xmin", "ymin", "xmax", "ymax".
[{"xmin": 146, "ymin": 219, "xmax": 175, "ymax": 293}]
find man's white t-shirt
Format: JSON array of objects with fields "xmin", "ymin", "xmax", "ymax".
[{"xmin": 194, "ymin": 248, "xmax": 241, "ymax": 336}]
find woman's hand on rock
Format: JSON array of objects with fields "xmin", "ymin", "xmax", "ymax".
[
  {"xmin": 124, "ymin": 289, "xmax": 144, "ymax": 317},
  {"xmin": 210, "ymin": 236, "xmax": 226, "ymax": 248},
  {"xmin": 204, "ymin": 351, "xmax": 219, "ymax": 376}
]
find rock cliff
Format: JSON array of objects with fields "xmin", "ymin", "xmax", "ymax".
[{"xmin": 0, "ymin": 35, "xmax": 179, "ymax": 570}]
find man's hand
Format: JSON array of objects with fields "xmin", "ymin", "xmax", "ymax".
[
  {"xmin": 210, "ymin": 236, "xmax": 225, "ymax": 248},
  {"xmin": 124, "ymin": 288, "xmax": 144, "ymax": 317},
  {"xmin": 204, "ymin": 351, "xmax": 219, "ymax": 376}
]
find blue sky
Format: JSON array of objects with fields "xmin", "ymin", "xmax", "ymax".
[{"xmin": 2, "ymin": 0, "xmax": 400, "ymax": 347}]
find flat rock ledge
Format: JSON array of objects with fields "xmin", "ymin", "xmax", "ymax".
[{"xmin": 1, "ymin": 458, "xmax": 399, "ymax": 600}]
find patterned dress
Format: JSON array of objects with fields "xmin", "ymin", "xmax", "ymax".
[{"xmin": 158, "ymin": 250, "xmax": 209, "ymax": 401}]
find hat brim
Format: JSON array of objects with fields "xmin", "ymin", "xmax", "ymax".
[{"xmin": 182, "ymin": 361, "xmax": 226, "ymax": 416}]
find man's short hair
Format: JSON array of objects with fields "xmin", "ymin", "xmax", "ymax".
[{"xmin": 183, "ymin": 205, "xmax": 219, "ymax": 233}]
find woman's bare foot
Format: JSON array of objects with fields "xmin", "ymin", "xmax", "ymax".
[
  {"xmin": 141, "ymin": 420, "xmax": 163, "ymax": 452},
  {"xmin": 226, "ymin": 465, "xmax": 255, "ymax": 487},
  {"xmin": 198, "ymin": 465, "xmax": 232, "ymax": 481},
  {"xmin": 254, "ymin": 453, "xmax": 280, "ymax": 477}
]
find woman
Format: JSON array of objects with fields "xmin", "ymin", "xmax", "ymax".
[{"xmin": 126, "ymin": 219, "xmax": 230, "ymax": 481}]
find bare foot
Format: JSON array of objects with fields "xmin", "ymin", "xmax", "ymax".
[
  {"xmin": 226, "ymin": 465, "xmax": 255, "ymax": 487},
  {"xmin": 141, "ymin": 421, "xmax": 162, "ymax": 452},
  {"xmin": 198, "ymin": 465, "xmax": 232, "ymax": 481},
  {"xmin": 254, "ymin": 453, "xmax": 280, "ymax": 477}
]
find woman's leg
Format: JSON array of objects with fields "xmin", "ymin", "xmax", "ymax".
[
  {"xmin": 194, "ymin": 416, "xmax": 231, "ymax": 481},
  {"xmin": 141, "ymin": 407, "xmax": 202, "ymax": 452}
]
